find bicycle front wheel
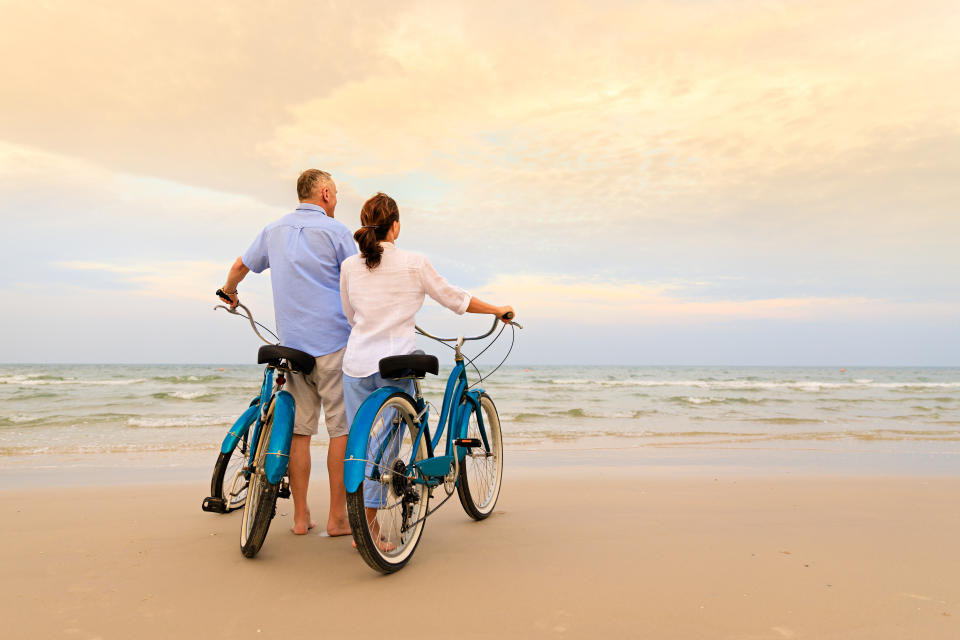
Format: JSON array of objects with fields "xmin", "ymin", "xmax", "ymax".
[
  {"xmin": 457, "ymin": 393, "xmax": 503, "ymax": 520},
  {"xmin": 210, "ymin": 442, "xmax": 248, "ymax": 512},
  {"xmin": 346, "ymin": 392, "xmax": 429, "ymax": 573},
  {"xmin": 240, "ymin": 413, "xmax": 280, "ymax": 558}
]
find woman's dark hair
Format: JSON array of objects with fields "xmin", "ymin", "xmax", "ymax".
[{"xmin": 355, "ymin": 192, "xmax": 400, "ymax": 270}]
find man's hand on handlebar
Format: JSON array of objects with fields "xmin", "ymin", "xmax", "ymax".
[
  {"xmin": 216, "ymin": 288, "xmax": 239, "ymax": 309},
  {"xmin": 498, "ymin": 306, "xmax": 515, "ymax": 323}
]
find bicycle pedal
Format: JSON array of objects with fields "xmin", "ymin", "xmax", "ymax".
[
  {"xmin": 454, "ymin": 438, "xmax": 482, "ymax": 448},
  {"xmin": 201, "ymin": 497, "xmax": 227, "ymax": 513},
  {"xmin": 278, "ymin": 483, "xmax": 291, "ymax": 499}
]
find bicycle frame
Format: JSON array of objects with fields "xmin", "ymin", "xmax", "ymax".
[
  {"xmin": 218, "ymin": 367, "xmax": 271, "ymax": 456},
  {"xmin": 218, "ymin": 365, "xmax": 296, "ymax": 486},
  {"xmin": 343, "ymin": 359, "xmax": 489, "ymax": 493}
]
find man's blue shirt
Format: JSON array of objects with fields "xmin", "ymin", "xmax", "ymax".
[{"xmin": 241, "ymin": 203, "xmax": 357, "ymax": 357}]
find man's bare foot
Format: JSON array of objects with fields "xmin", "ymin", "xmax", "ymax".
[
  {"xmin": 291, "ymin": 516, "xmax": 316, "ymax": 535},
  {"xmin": 326, "ymin": 517, "xmax": 351, "ymax": 537}
]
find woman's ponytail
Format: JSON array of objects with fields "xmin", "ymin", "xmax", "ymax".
[
  {"xmin": 356, "ymin": 193, "xmax": 399, "ymax": 270},
  {"xmin": 354, "ymin": 225, "xmax": 384, "ymax": 269}
]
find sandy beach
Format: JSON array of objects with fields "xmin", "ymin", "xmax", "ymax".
[{"xmin": 3, "ymin": 465, "xmax": 958, "ymax": 639}]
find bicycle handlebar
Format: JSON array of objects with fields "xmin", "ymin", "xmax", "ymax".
[
  {"xmin": 213, "ymin": 294, "xmax": 278, "ymax": 345},
  {"xmin": 215, "ymin": 288, "xmax": 518, "ymax": 348},
  {"xmin": 415, "ymin": 313, "xmax": 522, "ymax": 343}
]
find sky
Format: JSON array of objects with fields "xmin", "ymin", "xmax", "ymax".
[{"xmin": 1, "ymin": 0, "xmax": 958, "ymax": 366}]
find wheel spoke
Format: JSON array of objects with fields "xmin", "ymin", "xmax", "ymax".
[{"xmin": 224, "ymin": 448, "xmax": 248, "ymax": 507}]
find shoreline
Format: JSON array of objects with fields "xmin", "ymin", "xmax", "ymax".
[{"xmin": 2, "ymin": 439, "xmax": 958, "ymax": 490}]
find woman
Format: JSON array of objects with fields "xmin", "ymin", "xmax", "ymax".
[{"xmin": 339, "ymin": 192, "xmax": 514, "ymax": 546}]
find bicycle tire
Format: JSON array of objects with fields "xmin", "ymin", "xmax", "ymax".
[
  {"xmin": 239, "ymin": 411, "xmax": 280, "ymax": 558},
  {"xmin": 457, "ymin": 393, "xmax": 503, "ymax": 520},
  {"xmin": 346, "ymin": 392, "xmax": 429, "ymax": 573},
  {"xmin": 209, "ymin": 444, "xmax": 248, "ymax": 512}
]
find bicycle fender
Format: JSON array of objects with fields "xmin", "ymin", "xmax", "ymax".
[
  {"xmin": 452, "ymin": 398, "xmax": 470, "ymax": 441},
  {"xmin": 264, "ymin": 390, "xmax": 295, "ymax": 484},
  {"xmin": 219, "ymin": 398, "xmax": 261, "ymax": 454},
  {"xmin": 465, "ymin": 390, "xmax": 491, "ymax": 451},
  {"xmin": 344, "ymin": 386, "xmax": 409, "ymax": 493},
  {"xmin": 259, "ymin": 368, "xmax": 274, "ymax": 413}
]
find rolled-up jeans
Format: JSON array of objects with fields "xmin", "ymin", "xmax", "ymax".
[{"xmin": 343, "ymin": 371, "xmax": 415, "ymax": 509}]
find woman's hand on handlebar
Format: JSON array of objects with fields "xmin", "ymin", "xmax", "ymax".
[{"xmin": 498, "ymin": 306, "xmax": 515, "ymax": 323}]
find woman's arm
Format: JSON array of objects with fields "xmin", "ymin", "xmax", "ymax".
[
  {"xmin": 466, "ymin": 297, "xmax": 514, "ymax": 322},
  {"xmin": 419, "ymin": 256, "xmax": 514, "ymax": 320}
]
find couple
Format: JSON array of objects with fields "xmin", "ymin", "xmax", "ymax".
[{"xmin": 218, "ymin": 169, "xmax": 514, "ymax": 536}]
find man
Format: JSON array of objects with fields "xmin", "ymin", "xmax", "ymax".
[{"xmin": 219, "ymin": 169, "xmax": 355, "ymax": 536}]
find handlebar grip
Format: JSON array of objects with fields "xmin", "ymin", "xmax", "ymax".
[
  {"xmin": 501, "ymin": 311, "xmax": 514, "ymax": 320},
  {"xmin": 216, "ymin": 288, "xmax": 233, "ymax": 303}
]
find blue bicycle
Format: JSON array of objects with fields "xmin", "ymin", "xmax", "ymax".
[
  {"xmin": 202, "ymin": 296, "xmax": 314, "ymax": 558},
  {"xmin": 344, "ymin": 314, "xmax": 521, "ymax": 573}
]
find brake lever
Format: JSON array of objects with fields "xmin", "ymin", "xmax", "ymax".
[
  {"xmin": 213, "ymin": 304, "xmax": 240, "ymax": 315},
  {"xmin": 500, "ymin": 311, "xmax": 522, "ymax": 330},
  {"xmin": 213, "ymin": 302, "xmax": 251, "ymax": 318}
]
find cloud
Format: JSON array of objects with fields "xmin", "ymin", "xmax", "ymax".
[
  {"xmin": 4, "ymin": 0, "xmax": 958, "ymax": 235},
  {"xmin": 0, "ymin": 140, "xmax": 288, "ymax": 271},
  {"xmin": 0, "ymin": 1, "xmax": 411, "ymax": 204},
  {"xmin": 250, "ymin": 0, "xmax": 960, "ymax": 293},
  {"xmin": 55, "ymin": 260, "xmax": 235, "ymax": 302},
  {"xmin": 470, "ymin": 274, "xmax": 960, "ymax": 325},
  {"xmin": 261, "ymin": 1, "xmax": 960, "ymax": 207}
]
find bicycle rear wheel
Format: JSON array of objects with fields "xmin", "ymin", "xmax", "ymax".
[
  {"xmin": 210, "ymin": 441, "xmax": 248, "ymax": 512},
  {"xmin": 240, "ymin": 412, "xmax": 280, "ymax": 558},
  {"xmin": 457, "ymin": 393, "xmax": 503, "ymax": 520},
  {"xmin": 346, "ymin": 393, "xmax": 429, "ymax": 573}
]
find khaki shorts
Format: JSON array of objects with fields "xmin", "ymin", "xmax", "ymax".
[{"xmin": 284, "ymin": 347, "xmax": 348, "ymax": 438}]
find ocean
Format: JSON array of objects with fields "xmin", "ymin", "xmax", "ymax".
[{"xmin": 2, "ymin": 364, "xmax": 958, "ymax": 476}]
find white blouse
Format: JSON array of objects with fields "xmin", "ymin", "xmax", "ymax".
[{"xmin": 339, "ymin": 242, "xmax": 471, "ymax": 377}]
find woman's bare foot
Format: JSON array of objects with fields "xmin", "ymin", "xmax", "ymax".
[
  {"xmin": 351, "ymin": 534, "xmax": 396, "ymax": 552},
  {"xmin": 352, "ymin": 508, "xmax": 396, "ymax": 551}
]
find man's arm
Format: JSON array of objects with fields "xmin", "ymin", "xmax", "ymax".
[
  {"xmin": 339, "ymin": 268, "xmax": 356, "ymax": 326},
  {"xmin": 336, "ymin": 227, "xmax": 359, "ymax": 264},
  {"xmin": 220, "ymin": 257, "xmax": 249, "ymax": 308}
]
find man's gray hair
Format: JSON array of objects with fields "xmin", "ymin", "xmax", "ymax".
[{"xmin": 297, "ymin": 169, "xmax": 334, "ymax": 201}]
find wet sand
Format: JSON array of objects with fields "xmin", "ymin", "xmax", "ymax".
[{"xmin": 2, "ymin": 469, "xmax": 958, "ymax": 639}]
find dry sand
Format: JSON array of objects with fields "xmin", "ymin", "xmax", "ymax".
[{"xmin": 2, "ymin": 469, "xmax": 958, "ymax": 639}]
